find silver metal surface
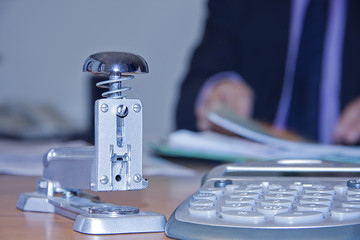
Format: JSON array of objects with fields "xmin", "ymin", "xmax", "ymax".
[
  {"xmin": 17, "ymin": 52, "xmax": 166, "ymax": 234},
  {"xmin": 174, "ymin": 177, "xmax": 359, "ymax": 229},
  {"xmin": 43, "ymin": 147, "xmax": 94, "ymax": 189},
  {"xmin": 17, "ymin": 183, "xmax": 166, "ymax": 235},
  {"xmin": 75, "ymin": 211, "xmax": 166, "ymax": 235},
  {"xmin": 88, "ymin": 206, "xmax": 139, "ymax": 215},
  {"xmin": 166, "ymin": 160, "xmax": 360, "ymax": 240},
  {"xmin": 92, "ymin": 98, "xmax": 147, "ymax": 191},
  {"xmin": 83, "ymin": 52, "xmax": 149, "ymax": 75},
  {"xmin": 204, "ymin": 159, "xmax": 360, "ymax": 182},
  {"xmin": 83, "ymin": 52, "xmax": 148, "ymax": 98}
]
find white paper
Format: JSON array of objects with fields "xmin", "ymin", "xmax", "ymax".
[{"xmin": 208, "ymin": 108, "xmax": 360, "ymax": 160}]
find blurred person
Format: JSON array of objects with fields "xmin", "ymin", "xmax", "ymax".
[{"xmin": 176, "ymin": 0, "xmax": 360, "ymax": 144}]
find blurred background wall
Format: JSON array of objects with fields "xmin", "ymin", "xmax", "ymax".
[{"xmin": 0, "ymin": 0, "xmax": 207, "ymax": 144}]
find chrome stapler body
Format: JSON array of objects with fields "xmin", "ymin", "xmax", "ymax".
[{"xmin": 17, "ymin": 52, "xmax": 166, "ymax": 234}]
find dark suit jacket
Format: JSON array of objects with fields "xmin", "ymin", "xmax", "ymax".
[{"xmin": 176, "ymin": 0, "xmax": 360, "ymax": 139}]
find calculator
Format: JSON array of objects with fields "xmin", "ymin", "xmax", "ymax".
[{"xmin": 165, "ymin": 159, "xmax": 360, "ymax": 240}]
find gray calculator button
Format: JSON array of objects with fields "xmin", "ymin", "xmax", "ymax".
[
  {"xmin": 193, "ymin": 193, "xmax": 217, "ymax": 201},
  {"xmin": 347, "ymin": 194, "xmax": 360, "ymax": 201},
  {"xmin": 229, "ymin": 192, "xmax": 260, "ymax": 200},
  {"xmin": 257, "ymin": 205, "xmax": 289, "ymax": 220},
  {"xmin": 304, "ymin": 187, "xmax": 335, "ymax": 195},
  {"xmin": 247, "ymin": 187, "xmax": 263, "ymax": 194},
  {"xmin": 302, "ymin": 193, "xmax": 333, "ymax": 200},
  {"xmin": 261, "ymin": 181, "xmax": 270, "ymax": 191},
  {"xmin": 225, "ymin": 184, "xmax": 240, "ymax": 193},
  {"xmin": 289, "ymin": 182, "xmax": 304, "ymax": 192},
  {"xmin": 342, "ymin": 201, "xmax": 360, "ymax": 208},
  {"xmin": 221, "ymin": 211, "xmax": 265, "ymax": 224},
  {"xmin": 200, "ymin": 188, "xmax": 224, "ymax": 196},
  {"xmin": 334, "ymin": 185, "xmax": 348, "ymax": 196},
  {"xmin": 299, "ymin": 198, "xmax": 332, "ymax": 206},
  {"xmin": 331, "ymin": 207, "xmax": 360, "ymax": 221},
  {"xmin": 268, "ymin": 188, "xmax": 298, "ymax": 196},
  {"xmin": 268, "ymin": 184, "xmax": 282, "ymax": 190},
  {"xmin": 308, "ymin": 184, "xmax": 326, "ymax": 188},
  {"xmin": 274, "ymin": 211, "xmax": 324, "ymax": 225},
  {"xmin": 264, "ymin": 194, "xmax": 295, "ymax": 202},
  {"xmin": 234, "ymin": 188, "xmax": 262, "ymax": 194},
  {"xmin": 189, "ymin": 199, "xmax": 214, "ymax": 207},
  {"xmin": 221, "ymin": 203, "xmax": 252, "ymax": 211},
  {"xmin": 225, "ymin": 197, "xmax": 256, "ymax": 206},
  {"xmin": 261, "ymin": 199, "xmax": 293, "ymax": 208},
  {"xmin": 348, "ymin": 189, "xmax": 360, "ymax": 195},
  {"xmin": 297, "ymin": 204, "xmax": 330, "ymax": 214},
  {"xmin": 188, "ymin": 206, "xmax": 217, "ymax": 218}
]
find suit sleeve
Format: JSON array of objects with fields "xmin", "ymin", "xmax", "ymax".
[{"xmin": 175, "ymin": 0, "xmax": 246, "ymax": 131}]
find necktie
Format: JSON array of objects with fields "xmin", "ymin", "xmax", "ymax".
[{"xmin": 287, "ymin": 0, "xmax": 328, "ymax": 141}]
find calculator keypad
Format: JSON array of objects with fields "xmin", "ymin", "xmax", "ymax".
[{"xmin": 184, "ymin": 179, "xmax": 360, "ymax": 227}]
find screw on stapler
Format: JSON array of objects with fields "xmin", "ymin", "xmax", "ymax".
[{"xmin": 16, "ymin": 52, "xmax": 166, "ymax": 234}]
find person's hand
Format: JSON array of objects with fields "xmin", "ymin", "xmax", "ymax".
[
  {"xmin": 195, "ymin": 80, "xmax": 254, "ymax": 131},
  {"xmin": 333, "ymin": 97, "xmax": 360, "ymax": 144}
]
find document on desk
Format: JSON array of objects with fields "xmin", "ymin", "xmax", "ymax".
[
  {"xmin": 154, "ymin": 107, "xmax": 360, "ymax": 163},
  {"xmin": 207, "ymin": 106, "xmax": 360, "ymax": 162}
]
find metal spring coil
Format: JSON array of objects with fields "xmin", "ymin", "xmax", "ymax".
[{"xmin": 96, "ymin": 75, "xmax": 134, "ymax": 98}]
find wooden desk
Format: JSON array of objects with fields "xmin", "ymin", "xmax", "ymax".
[{"xmin": 0, "ymin": 173, "xmax": 205, "ymax": 240}]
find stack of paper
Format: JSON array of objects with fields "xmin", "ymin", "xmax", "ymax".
[{"xmin": 154, "ymin": 107, "xmax": 360, "ymax": 163}]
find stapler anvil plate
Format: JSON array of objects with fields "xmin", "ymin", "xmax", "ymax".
[{"xmin": 16, "ymin": 52, "xmax": 166, "ymax": 234}]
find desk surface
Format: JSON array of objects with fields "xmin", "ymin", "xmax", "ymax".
[{"xmin": 0, "ymin": 171, "xmax": 207, "ymax": 240}]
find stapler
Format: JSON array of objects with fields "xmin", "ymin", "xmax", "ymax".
[{"xmin": 16, "ymin": 52, "xmax": 166, "ymax": 234}]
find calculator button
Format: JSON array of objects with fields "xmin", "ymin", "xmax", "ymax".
[
  {"xmin": 193, "ymin": 193, "xmax": 217, "ymax": 201},
  {"xmin": 229, "ymin": 192, "xmax": 260, "ymax": 200},
  {"xmin": 307, "ymin": 184, "xmax": 326, "ymax": 188},
  {"xmin": 189, "ymin": 199, "xmax": 214, "ymax": 207},
  {"xmin": 274, "ymin": 211, "xmax": 324, "ymax": 225},
  {"xmin": 225, "ymin": 184, "xmax": 240, "ymax": 193},
  {"xmin": 221, "ymin": 203, "xmax": 252, "ymax": 211},
  {"xmin": 304, "ymin": 187, "xmax": 335, "ymax": 195},
  {"xmin": 299, "ymin": 198, "xmax": 332, "ymax": 206},
  {"xmin": 348, "ymin": 189, "xmax": 360, "ymax": 195},
  {"xmin": 297, "ymin": 204, "xmax": 330, "ymax": 214},
  {"xmin": 260, "ymin": 199, "xmax": 293, "ymax": 208},
  {"xmin": 188, "ymin": 206, "xmax": 217, "ymax": 218},
  {"xmin": 342, "ymin": 201, "xmax": 360, "ymax": 208},
  {"xmin": 268, "ymin": 184, "xmax": 282, "ymax": 190},
  {"xmin": 225, "ymin": 197, "xmax": 256, "ymax": 206},
  {"xmin": 331, "ymin": 207, "xmax": 360, "ymax": 221},
  {"xmin": 334, "ymin": 185, "xmax": 348, "ymax": 196},
  {"xmin": 268, "ymin": 188, "xmax": 298, "ymax": 196},
  {"xmin": 264, "ymin": 194, "xmax": 295, "ymax": 202},
  {"xmin": 221, "ymin": 211, "xmax": 265, "ymax": 224},
  {"xmin": 234, "ymin": 188, "xmax": 262, "ymax": 195},
  {"xmin": 289, "ymin": 182, "xmax": 304, "ymax": 192},
  {"xmin": 257, "ymin": 205, "xmax": 289, "ymax": 220},
  {"xmin": 302, "ymin": 193, "xmax": 333, "ymax": 200},
  {"xmin": 244, "ymin": 187, "xmax": 263, "ymax": 194},
  {"xmin": 199, "ymin": 188, "xmax": 224, "ymax": 196},
  {"xmin": 261, "ymin": 181, "xmax": 270, "ymax": 191},
  {"xmin": 347, "ymin": 194, "xmax": 360, "ymax": 201}
]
